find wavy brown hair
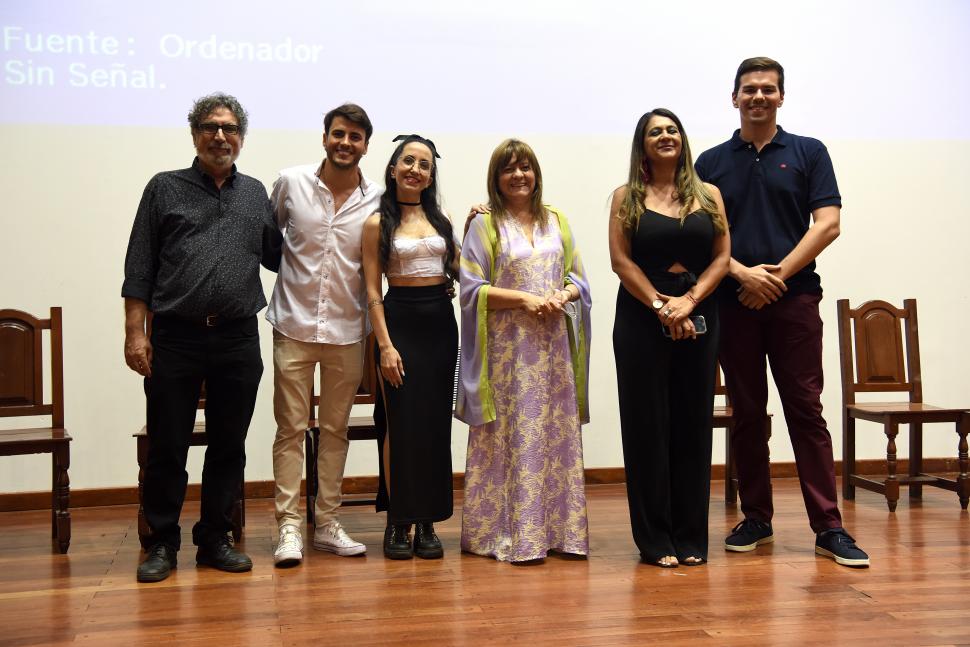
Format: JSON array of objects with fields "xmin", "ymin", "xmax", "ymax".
[
  {"xmin": 616, "ymin": 108, "xmax": 725, "ymax": 235},
  {"xmin": 486, "ymin": 139, "xmax": 548, "ymax": 242}
]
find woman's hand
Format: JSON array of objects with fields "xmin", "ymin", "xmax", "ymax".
[
  {"xmin": 546, "ymin": 288, "xmax": 572, "ymax": 312},
  {"xmin": 380, "ymin": 345, "xmax": 405, "ymax": 388},
  {"xmin": 521, "ymin": 292, "xmax": 553, "ymax": 318},
  {"xmin": 667, "ymin": 315, "xmax": 697, "ymax": 341},
  {"xmin": 655, "ymin": 293, "xmax": 695, "ymax": 325}
]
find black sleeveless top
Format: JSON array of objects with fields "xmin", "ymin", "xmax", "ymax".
[{"xmin": 630, "ymin": 209, "xmax": 716, "ymax": 277}]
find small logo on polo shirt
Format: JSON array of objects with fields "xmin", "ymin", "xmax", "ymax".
[{"xmin": 779, "ymin": 163, "xmax": 787, "ymax": 169}]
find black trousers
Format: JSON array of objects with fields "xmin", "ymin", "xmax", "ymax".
[
  {"xmin": 613, "ymin": 277, "xmax": 718, "ymax": 562},
  {"xmin": 143, "ymin": 315, "xmax": 262, "ymax": 550},
  {"xmin": 374, "ymin": 284, "xmax": 458, "ymax": 525}
]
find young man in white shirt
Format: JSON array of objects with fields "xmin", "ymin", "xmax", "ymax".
[{"xmin": 267, "ymin": 103, "xmax": 383, "ymax": 566}]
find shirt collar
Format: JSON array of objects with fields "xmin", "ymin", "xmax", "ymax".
[
  {"xmin": 192, "ymin": 157, "xmax": 238, "ymax": 186},
  {"xmin": 314, "ymin": 159, "xmax": 376, "ymax": 197},
  {"xmin": 730, "ymin": 125, "xmax": 790, "ymax": 150}
]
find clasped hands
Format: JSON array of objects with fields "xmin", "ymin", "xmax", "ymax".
[
  {"xmin": 654, "ymin": 293, "xmax": 697, "ymax": 340},
  {"xmin": 736, "ymin": 263, "xmax": 787, "ymax": 310},
  {"xmin": 522, "ymin": 289, "xmax": 571, "ymax": 318}
]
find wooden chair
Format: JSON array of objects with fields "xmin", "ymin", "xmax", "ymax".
[
  {"xmin": 305, "ymin": 334, "xmax": 379, "ymax": 524},
  {"xmin": 304, "ymin": 337, "xmax": 461, "ymax": 524},
  {"xmin": 0, "ymin": 307, "xmax": 72, "ymax": 553},
  {"xmin": 133, "ymin": 383, "xmax": 245, "ymax": 549},
  {"xmin": 713, "ymin": 361, "xmax": 772, "ymax": 506},
  {"xmin": 837, "ymin": 298, "xmax": 969, "ymax": 511}
]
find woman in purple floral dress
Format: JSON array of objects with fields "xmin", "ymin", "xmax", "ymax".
[{"xmin": 457, "ymin": 139, "xmax": 592, "ymax": 563}]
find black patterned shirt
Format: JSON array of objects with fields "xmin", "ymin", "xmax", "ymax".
[{"xmin": 122, "ymin": 158, "xmax": 281, "ymax": 320}]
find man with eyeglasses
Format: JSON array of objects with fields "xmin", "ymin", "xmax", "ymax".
[
  {"xmin": 123, "ymin": 92, "xmax": 281, "ymax": 582},
  {"xmin": 266, "ymin": 103, "xmax": 383, "ymax": 567}
]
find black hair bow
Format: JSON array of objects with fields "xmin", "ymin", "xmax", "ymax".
[{"xmin": 392, "ymin": 134, "xmax": 441, "ymax": 158}]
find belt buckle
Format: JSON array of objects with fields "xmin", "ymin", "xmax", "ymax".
[{"xmin": 205, "ymin": 314, "xmax": 218, "ymax": 327}]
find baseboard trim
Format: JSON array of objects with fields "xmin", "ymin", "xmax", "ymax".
[{"xmin": 0, "ymin": 458, "xmax": 963, "ymax": 512}]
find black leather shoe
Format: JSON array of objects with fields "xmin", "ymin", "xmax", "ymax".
[
  {"xmin": 413, "ymin": 522, "xmax": 443, "ymax": 559},
  {"xmin": 137, "ymin": 544, "xmax": 177, "ymax": 583},
  {"xmin": 196, "ymin": 536, "xmax": 253, "ymax": 573},
  {"xmin": 383, "ymin": 524, "xmax": 413, "ymax": 560}
]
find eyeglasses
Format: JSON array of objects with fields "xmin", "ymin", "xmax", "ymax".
[
  {"xmin": 198, "ymin": 122, "xmax": 241, "ymax": 136},
  {"xmin": 399, "ymin": 155, "xmax": 433, "ymax": 173}
]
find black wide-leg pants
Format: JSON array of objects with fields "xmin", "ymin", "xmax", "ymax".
[
  {"xmin": 374, "ymin": 283, "xmax": 458, "ymax": 525},
  {"xmin": 613, "ymin": 281, "xmax": 718, "ymax": 563},
  {"xmin": 143, "ymin": 315, "xmax": 262, "ymax": 551}
]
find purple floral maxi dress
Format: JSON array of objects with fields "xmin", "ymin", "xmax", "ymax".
[{"xmin": 456, "ymin": 208, "xmax": 591, "ymax": 562}]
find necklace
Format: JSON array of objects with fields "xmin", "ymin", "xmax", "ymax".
[{"xmin": 397, "ymin": 200, "xmax": 421, "ymax": 206}]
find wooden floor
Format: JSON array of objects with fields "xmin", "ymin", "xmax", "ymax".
[{"xmin": 1, "ymin": 479, "xmax": 969, "ymax": 646}]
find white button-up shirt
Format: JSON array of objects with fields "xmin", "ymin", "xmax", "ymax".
[{"xmin": 266, "ymin": 161, "xmax": 383, "ymax": 344}]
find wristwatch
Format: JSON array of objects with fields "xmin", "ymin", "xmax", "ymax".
[{"xmin": 651, "ymin": 299, "xmax": 664, "ymax": 311}]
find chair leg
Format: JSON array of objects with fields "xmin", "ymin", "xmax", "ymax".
[
  {"xmin": 306, "ymin": 427, "xmax": 319, "ymax": 526},
  {"xmin": 909, "ymin": 422, "xmax": 923, "ymax": 499},
  {"xmin": 136, "ymin": 437, "xmax": 151, "ymax": 551},
  {"xmin": 843, "ymin": 412, "xmax": 856, "ymax": 500},
  {"xmin": 724, "ymin": 425, "xmax": 737, "ymax": 506},
  {"xmin": 885, "ymin": 422, "xmax": 900, "ymax": 512},
  {"xmin": 53, "ymin": 444, "xmax": 71, "ymax": 554},
  {"xmin": 231, "ymin": 475, "xmax": 244, "ymax": 542},
  {"xmin": 957, "ymin": 414, "xmax": 969, "ymax": 510}
]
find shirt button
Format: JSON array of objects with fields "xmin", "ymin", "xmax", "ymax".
[{"xmin": 755, "ymin": 158, "xmax": 760, "ymax": 162}]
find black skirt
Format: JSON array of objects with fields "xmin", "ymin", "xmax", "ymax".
[{"xmin": 375, "ymin": 283, "xmax": 458, "ymax": 524}]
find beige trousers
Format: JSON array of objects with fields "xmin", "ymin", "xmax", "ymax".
[{"xmin": 272, "ymin": 330, "xmax": 363, "ymax": 527}]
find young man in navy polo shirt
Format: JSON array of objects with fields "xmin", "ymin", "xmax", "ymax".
[{"xmin": 695, "ymin": 57, "xmax": 869, "ymax": 567}]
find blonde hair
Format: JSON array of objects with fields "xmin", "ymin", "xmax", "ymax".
[{"xmin": 617, "ymin": 108, "xmax": 726, "ymax": 235}]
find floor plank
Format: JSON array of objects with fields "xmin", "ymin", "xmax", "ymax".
[{"xmin": 0, "ymin": 479, "xmax": 968, "ymax": 646}]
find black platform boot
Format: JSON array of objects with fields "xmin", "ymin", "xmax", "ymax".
[
  {"xmin": 383, "ymin": 524, "xmax": 413, "ymax": 560},
  {"xmin": 413, "ymin": 522, "xmax": 443, "ymax": 559}
]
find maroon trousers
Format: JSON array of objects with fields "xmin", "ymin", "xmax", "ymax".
[{"xmin": 719, "ymin": 292, "xmax": 842, "ymax": 533}]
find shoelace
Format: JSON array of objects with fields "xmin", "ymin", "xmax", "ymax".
[
  {"xmin": 826, "ymin": 529, "xmax": 858, "ymax": 546},
  {"xmin": 732, "ymin": 519, "xmax": 766, "ymax": 534}
]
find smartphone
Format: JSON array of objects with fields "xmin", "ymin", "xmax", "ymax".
[{"xmin": 662, "ymin": 315, "xmax": 707, "ymax": 338}]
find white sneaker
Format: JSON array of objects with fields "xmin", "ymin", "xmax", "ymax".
[
  {"xmin": 274, "ymin": 524, "xmax": 304, "ymax": 567},
  {"xmin": 312, "ymin": 520, "xmax": 366, "ymax": 556}
]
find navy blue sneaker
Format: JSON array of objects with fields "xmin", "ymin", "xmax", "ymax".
[
  {"xmin": 724, "ymin": 518, "xmax": 774, "ymax": 552},
  {"xmin": 815, "ymin": 528, "xmax": 870, "ymax": 568}
]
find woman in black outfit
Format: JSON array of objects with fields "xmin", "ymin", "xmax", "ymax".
[
  {"xmin": 609, "ymin": 108, "xmax": 730, "ymax": 567},
  {"xmin": 362, "ymin": 135, "xmax": 459, "ymax": 560}
]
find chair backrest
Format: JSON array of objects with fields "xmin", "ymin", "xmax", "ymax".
[
  {"xmin": 836, "ymin": 298, "xmax": 921, "ymax": 406},
  {"xmin": 146, "ymin": 312, "xmax": 206, "ymax": 415},
  {"xmin": 0, "ymin": 307, "xmax": 64, "ymax": 427},
  {"xmin": 308, "ymin": 333, "xmax": 377, "ymax": 420},
  {"xmin": 714, "ymin": 359, "xmax": 730, "ymax": 407},
  {"xmin": 354, "ymin": 333, "xmax": 378, "ymax": 406}
]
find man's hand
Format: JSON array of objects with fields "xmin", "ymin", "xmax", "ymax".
[
  {"xmin": 125, "ymin": 330, "xmax": 153, "ymax": 377},
  {"xmin": 735, "ymin": 263, "xmax": 786, "ymax": 309},
  {"xmin": 124, "ymin": 298, "xmax": 152, "ymax": 376}
]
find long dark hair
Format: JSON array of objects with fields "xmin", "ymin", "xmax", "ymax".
[
  {"xmin": 378, "ymin": 136, "xmax": 457, "ymax": 282},
  {"xmin": 617, "ymin": 108, "xmax": 725, "ymax": 234}
]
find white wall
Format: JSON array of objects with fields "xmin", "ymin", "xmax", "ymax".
[
  {"xmin": 2, "ymin": 125, "xmax": 968, "ymax": 493},
  {"xmin": 2, "ymin": 0, "xmax": 969, "ymax": 493}
]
